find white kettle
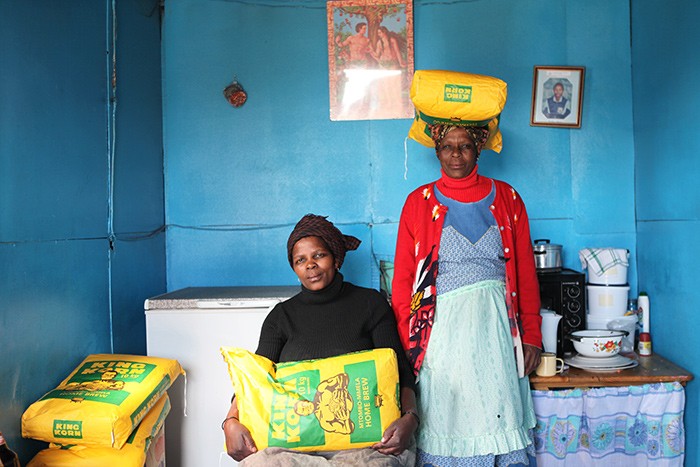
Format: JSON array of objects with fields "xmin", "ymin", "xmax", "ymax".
[{"xmin": 540, "ymin": 309, "xmax": 562, "ymax": 354}]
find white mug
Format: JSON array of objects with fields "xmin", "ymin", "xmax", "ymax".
[{"xmin": 536, "ymin": 352, "xmax": 565, "ymax": 377}]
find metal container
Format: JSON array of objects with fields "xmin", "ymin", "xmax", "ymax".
[{"xmin": 533, "ymin": 239, "xmax": 562, "ymax": 271}]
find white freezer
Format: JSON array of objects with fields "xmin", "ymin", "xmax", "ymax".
[{"xmin": 145, "ymin": 286, "xmax": 298, "ymax": 467}]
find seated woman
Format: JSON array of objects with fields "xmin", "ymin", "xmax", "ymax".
[{"xmin": 223, "ymin": 214, "xmax": 418, "ymax": 466}]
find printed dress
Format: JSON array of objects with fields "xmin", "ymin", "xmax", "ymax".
[{"xmin": 415, "ymin": 184, "xmax": 537, "ymax": 467}]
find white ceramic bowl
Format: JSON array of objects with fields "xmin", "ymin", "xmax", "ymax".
[
  {"xmin": 587, "ymin": 314, "xmax": 638, "ymax": 353},
  {"xmin": 567, "ymin": 329, "xmax": 627, "ymax": 357}
]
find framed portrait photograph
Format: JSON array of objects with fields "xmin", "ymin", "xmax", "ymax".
[
  {"xmin": 327, "ymin": 0, "xmax": 414, "ymax": 121},
  {"xmin": 530, "ymin": 66, "xmax": 585, "ymax": 128}
]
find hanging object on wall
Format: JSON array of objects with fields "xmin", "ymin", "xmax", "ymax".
[
  {"xmin": 223, "ymin": 78, "xmax": 248, "ymax": 107},
  {"xmin": 326, "ymin": 0, "xmax": 415, "ymax": 121},
  {"xmin": 530, "ymin": 66, "xmax": 585, "ymax": 128}
]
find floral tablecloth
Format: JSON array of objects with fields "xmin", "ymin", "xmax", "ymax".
[{"xmin": 531, "ymin": 382, "xmax": 685, "ymax": 466}]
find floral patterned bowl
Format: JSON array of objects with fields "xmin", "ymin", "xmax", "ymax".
[{"xmin": 566, "ymin": 329, "xmax": 628, "ymax": 357}]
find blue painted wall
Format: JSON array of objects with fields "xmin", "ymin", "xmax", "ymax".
[
  {"xmin": 161, "ymin": 0, "xmax": 696, "ymax": 462},
  {"xmin": 2, "ymin": 0, "xmax": 697, "ymax": 464},
  {"xmin": 163, "ymin": 0, "xmax": 638, "ymax": 295},
  {"xmin": 632, "ymin": 1, "xmax": 700, "ymax": 465},
  {"xmin": 0, "ymin": 1, "xmax": 165, "ymax": 461}
]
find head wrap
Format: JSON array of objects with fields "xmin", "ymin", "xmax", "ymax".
[
  {"xmin": 429, "ymin": 124, "xmax": 490, "ymax": 156},
  {"xmin": 287, "ymin": 214, "xmax": 361, "ymax": 268}
]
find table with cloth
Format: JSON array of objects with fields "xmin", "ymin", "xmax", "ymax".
[{"xmin": 529, "ymin": 353, "xmax": 692, "ymax": 466}]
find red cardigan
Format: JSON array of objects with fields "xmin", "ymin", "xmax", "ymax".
[{"xmin": 391, "ymin": 171, "xmax": 542, "ymax": 377}]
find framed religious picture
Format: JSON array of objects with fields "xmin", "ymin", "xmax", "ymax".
[
  {"xmin": 327, "ymin": 0, "xmax": 414, "ymax": 121},
  {"xmin": 530, "ymin": 66, "xmax": 585, "ymax": 128}
]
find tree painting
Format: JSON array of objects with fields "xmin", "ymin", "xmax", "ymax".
[
  {"xmin": 327, "ymin": 0, "xmax": 414, "ymax": 121},
  {"xmin": 333, "ymin": 4, "xmax": 406, "ymax": 68}
]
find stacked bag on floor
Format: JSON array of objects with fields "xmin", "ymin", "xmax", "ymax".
[
  {"xmin": 22, "ymin": 354, "xmax": 183, "ymax": 466},
  {"xmin": 407, "ymin": 69, "xmax": 508, "ymax": 153}
]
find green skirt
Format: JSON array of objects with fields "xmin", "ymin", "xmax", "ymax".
[{"xmin": 416, "ymin": 280, "xmax": 536, "ymax": 458}]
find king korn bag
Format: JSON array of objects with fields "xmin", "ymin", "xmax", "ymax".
[
  {"xmin": 408, "ymin": 69, "xmax": 507, "ymax": 153},
  {"xmin": 22, "ymin": 354, "xmax": 183, "ymax": 449},
  {"xmin": 221, "ymin": 347, "xmax": 401, "ymax": 452},
  {"xmin": 27, "ymin": 393, "xmax": 170, "ymax": 467}
]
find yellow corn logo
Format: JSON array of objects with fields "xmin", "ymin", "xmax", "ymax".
[
  {"xmin": 444, "ymin": 84, "xmax": 472, "ymax": 103},
  {"xmin": 53, "ymin": 420, "xmax": 82, "ymax": 439}
]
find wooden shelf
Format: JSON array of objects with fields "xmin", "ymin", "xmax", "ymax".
[{"xmin": 529, "ymin": 353, "xmax": 694, "ymax": 390}]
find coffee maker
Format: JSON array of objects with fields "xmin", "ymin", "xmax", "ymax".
[{"xmin": 537, "ymin": 268, "xmax": 587, "ymax": 357}]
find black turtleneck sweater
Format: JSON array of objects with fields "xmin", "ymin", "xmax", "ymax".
[{"xmin": 256, "ymin": 273, "xmax": 415, "ymax": 391}]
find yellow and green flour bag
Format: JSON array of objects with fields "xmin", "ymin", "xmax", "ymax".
[
  {"xmin": 408, "ymin": 115, "xmax": 503, "ymax": 152},
  {"xmin": 221, "ymin": 347, "xmax": 401, "ymax": 452},
  {"xmin": 22, "ymin": 354, "xmax": 183, "ymax": 449},
  {"xmin": 408, "ymin": 69, "xmax": 507, "ymax": 153},
  {"xmin": 27, "ymin": 392, "xmax": 170, "ymax": 467}
]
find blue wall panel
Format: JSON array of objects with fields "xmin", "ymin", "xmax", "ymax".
[
  {"xmin": 163, "ymin": 0, "xmax": 637, "ymax": 293},
  {"xmin": 632, "ymin": 1, "xmax": 700, "ymax": 463},
  {"xmin": 165, "ymin": 221, "xmax": 374, "ymax": 290},
  {"xmin": 162, "ymin": 1, "xmax": 371, "ymax": 228},
  {"xmin": 113, "ymin": 1, "xmax": 166, "ymax": 234},
  {"xmin": 0, "ymin": 1, "xmax": 108, "ymax": 242},
  {"xmin": 633, "ymin": 1, "xmax": 700, "ymax": 222},
  {"xmin": 567, "ymin": 3, "xmax": 636, "ymax": 236},
  {"xmin": 0, "ymin": 241, "xmax": 111, "ymax": 461},
  {"xmin": 111, "ymin": 235, "xmax": 166, "ymax": 355},
  {"xmin": 0, "ymin": 2, "xmax": 111, "ymax": 460},
  {"xmin": 0, "ymin": 1, "xmax": 165, "ymax": 462},
  {"xmin": 636, "ymin": 222, "xmax": 699, "ymax": 464},
  {"xmin": 109, "ymin": 0, "xmax": 168, "ymax": 356}
]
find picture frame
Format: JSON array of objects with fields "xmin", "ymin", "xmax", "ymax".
[
  {"xmin": 530, "ymin": 66, "xmax": 585, "ymax": 128},
  {"xmin": 327, "ymin": 0, "xmax": 414, "ymax": 121}
]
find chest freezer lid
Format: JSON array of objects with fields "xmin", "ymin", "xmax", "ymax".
[{"xmin": 144, "ymin": 286, "xmax": 299, "ymax": 310}]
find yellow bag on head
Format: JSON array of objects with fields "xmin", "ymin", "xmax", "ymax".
[
  {"xmin": 22, "ymin": 354, "xmax": 183, "ymax": 449},
  {"xmin": 27, "ymin": 393, "xmax": 170, "ymax": 467},
  {"xmin": 408, "ymin": 115, "xmax": 503, "ymax": 152},
  {"xmin": 408, "ymin": 69, "xmax": 507, "ymax": 153},
  {"xmin": 221, "ymin": 347, "xmax": 401, "ymax": 453}
]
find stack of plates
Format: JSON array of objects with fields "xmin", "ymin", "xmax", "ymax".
[{"xmin": 564, "ymin": 354, "xmax": 638, "ymax": 372}]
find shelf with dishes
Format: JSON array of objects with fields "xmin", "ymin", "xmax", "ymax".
[
  {"xmin": 530, "ymin": 352, "xmax": 692, "ymax": 390},
  {"xmin": 564, "ymin": 353, "xmax": 638, "ymax": 372}
]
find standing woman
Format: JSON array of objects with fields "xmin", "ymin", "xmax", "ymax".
[{"xmin": 392, "ymin": 124, "xmax": 542, "ymax": 466}]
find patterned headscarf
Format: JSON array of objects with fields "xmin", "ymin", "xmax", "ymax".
[
  {"xmin": 287, "ymin": 214, "xmax": 361, "ymax": 268},
  {"xmin": 429, "ymin": 124, "xmax": 490, "ymax": 156}
]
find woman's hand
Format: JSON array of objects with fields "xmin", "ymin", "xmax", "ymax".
[
  {"xmin": 523, "ymin": 344, "xmax": 542, "ymax": 376},
  {"xmin": 224, "ymin": 418, "xmax": 258, "ymax": 461},
  {"xmin": 223, "ymin": 399, "xmax": 257, "ymax": 461},
  {"xmin": 371, "ymin": 412, "xmax": 418, "ymax": 455}
]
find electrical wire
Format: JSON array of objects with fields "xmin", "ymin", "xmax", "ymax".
[{"xmin": 106, "ymin": 0, "xmax": 117, "ymax": 353}]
